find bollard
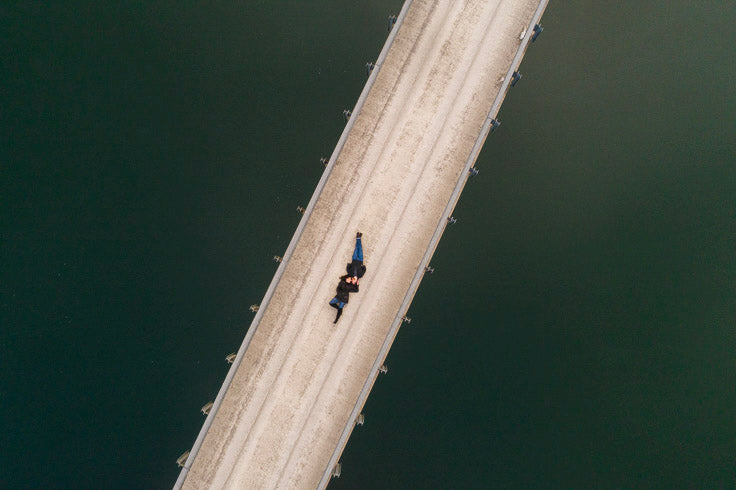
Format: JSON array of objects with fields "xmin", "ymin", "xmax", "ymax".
[
  {"xmin": 177, "ymin": 451, "xmax": 190, "ymax": 468},
  {"xmin": 511, "ymin": 70, "xmax": 522, "ymax": 87},
  {"xmin": 532, "ymin": 23, "xmax": 543, "ymax": 42}
]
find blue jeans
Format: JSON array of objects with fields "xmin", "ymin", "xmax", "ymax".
[
  {"xmin": 352, "ymin": 236, "xmax": 363, "ymax": 262},
  {"xmin": 330, "ymin": 298, "xmax": 346, "ymax": 309}
]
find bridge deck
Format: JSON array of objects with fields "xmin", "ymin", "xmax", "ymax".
[{"xmin": 178, "ymin": 0, "xmax": 544, "ymax": 487}]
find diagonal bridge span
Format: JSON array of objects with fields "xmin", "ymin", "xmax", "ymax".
[{"xmin": 176, "ymin": 0, "xmax": 548, "ymax": 488}]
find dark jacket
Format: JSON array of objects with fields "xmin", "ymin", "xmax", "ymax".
[
  {"xmin": 335, "ymin": 275, "xmax": 359, "ymax": 303},
  {"xmin": 346, "ymin": 260, "xmax": 366, "ymax": 278}
]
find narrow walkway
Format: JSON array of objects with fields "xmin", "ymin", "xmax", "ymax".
[{"xmin": 177, "ymin": 0, "xmax": 546, "ymax": 488}]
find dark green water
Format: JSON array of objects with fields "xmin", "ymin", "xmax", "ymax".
[{"xmin": 2, "ymin": 1, "xmax": 734, "ymax": 488}]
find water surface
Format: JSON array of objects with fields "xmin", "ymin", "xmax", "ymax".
[{"xmin": 2, "ymin": 1, "xmax": 734, "ymax": 487}]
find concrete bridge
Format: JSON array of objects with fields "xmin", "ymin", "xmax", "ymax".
[{"xmin": 175, "ymin": 0, "xmax": 549, "ymax": 487}]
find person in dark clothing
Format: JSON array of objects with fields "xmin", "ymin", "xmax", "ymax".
[
  {"xmin": 329, "ymin": 232, "xmax": 367, "ymax": 323},
  {"xmin": 329, "ymin": 275, "xmax": 358, "ymax": 323},
  {"xmin": 346, "ymin": 232, "xmax": 366, "ymax": 279}
]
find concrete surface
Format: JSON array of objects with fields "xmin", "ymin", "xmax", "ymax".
[{"xmin": 176, "ymin": 0, "xmax": 546, "ymax": 488}]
